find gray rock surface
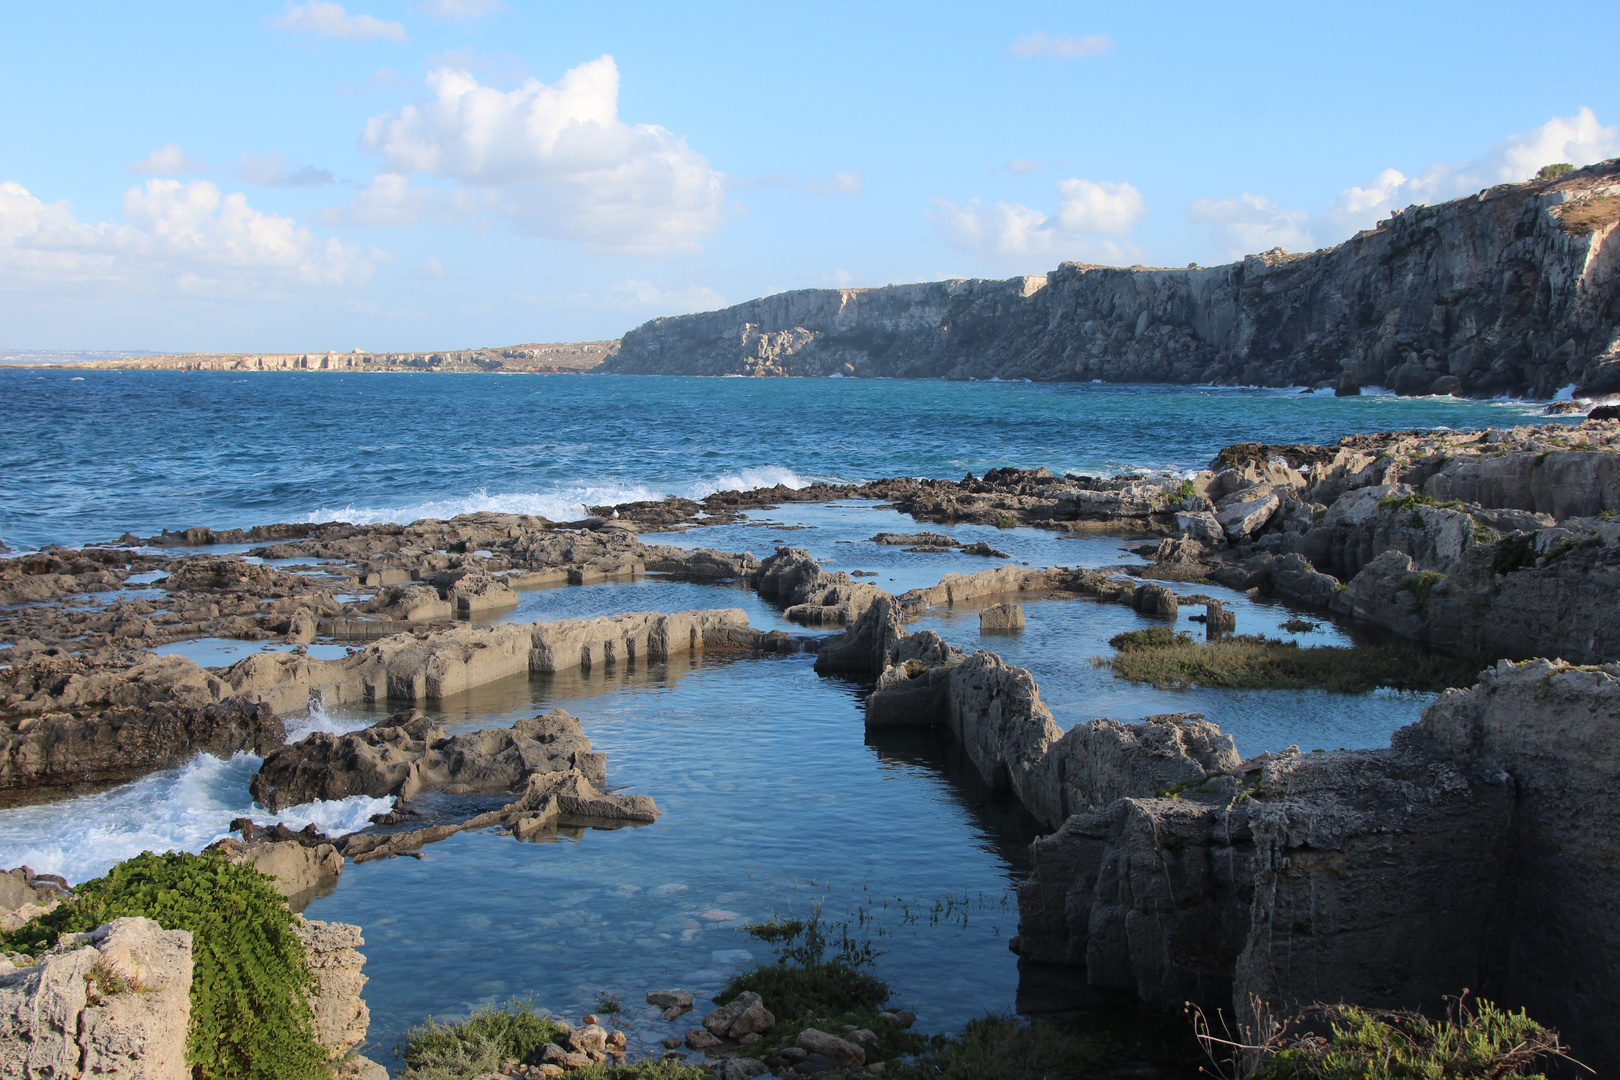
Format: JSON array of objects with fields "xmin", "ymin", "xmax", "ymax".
[{"xmin": 603, "ymin": 162, "xmax": 1620, "ymax": 399}]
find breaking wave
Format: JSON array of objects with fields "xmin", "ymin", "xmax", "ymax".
[{"xmin": 302, "ymin": 467, "xmax": 812, "ymax": 527}]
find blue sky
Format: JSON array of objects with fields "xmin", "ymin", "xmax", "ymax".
[{"xmin": 3, "ymin": 0, "xmax": 1618, "ymax": 352}]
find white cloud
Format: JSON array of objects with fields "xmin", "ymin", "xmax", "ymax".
[
  {"xmin": 1192, "ymin": 108, "xmax": 1620, "ymax": 259},
  {"xmin": 127, "ymin": 143, "xmax": 209, "ymax": 175},
  {"xmin": 410, "ymin": 0, "xmax": 507, "ymax": 20},
  {"xmin": 0, "ymin": 179, "xmax": 374, "ymax": 295},
  {"xmin": 804, "ymin": 170, "xmax": 863, "ymax": 196},
  {"xmin": 1187, "ymin": 193, "xmax": 1311, "ymax": 255},
  {"xmin": 323, "ymin": 171, "xmax": 484, "ymax": 227},
  {"xmin": 236, "ymin": 153, "xmax": 334, "ymax": 187},
  {"xmin": 611, "ymin": 279, "xmax": 726, "ymax": 311},
  {"xmin": 930, "ymin": 178, "xmax": 1147, "ymax": 267},
  {"xmin": 1006, "ymin": 158, "xmax": 1043, "ymax": 174},
  {"xmin": 1009, "ymin": 32, "xmax": 1114, "ymax": 59},
  {"xmin": 350, "ymin": 55, "xmax": 726, "ymax": 254},
  {"xmin": 267, "ymin": 1, "xmax": 407, "ymax": 42}
]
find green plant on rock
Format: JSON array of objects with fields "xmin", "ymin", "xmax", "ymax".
[
  {"xmin": 1192, "ymin": 992, "xmax": 1586, "ymax": 1079},
  {"xmin": 1099, "ymin": 633, "xmax": 1483, "ymax": 694},
  {"xmin": 994, "ymin": 515, "xmax": 1018, "ymax": 529},
  {"xmin": 1174, "ymin": 479, "xmax": 1198, "ymax": 501},
  {"xmin": 1398, "ymin": 570, "xmax": 1445, "ymax": 604},
  {"xmin": 0, "ymin": 851, "xmax": 327, "ymax": 1080},
  {"xmin": 1537, "ymin": 162, "xmax": 1575, "ymax": 180},
  {"xmin": 399, "ymin": 1001, "xmax": 567, "ymax": 1080},
  {"xmin": 1377, "ymin": 493, "xmax": 1462, "ymax": 514},
  {"xmin": 1493, "ymin": 534, "xmax": 1539, "ymax": 575}
]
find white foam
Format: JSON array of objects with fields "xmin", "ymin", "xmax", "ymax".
[
  {"xmin": 301, "ymin": 468, "xmax": 813, "ymax": 528},
  {"xmin": 0, "ymin": 752, "xmax": 393, "ymax": 884}
]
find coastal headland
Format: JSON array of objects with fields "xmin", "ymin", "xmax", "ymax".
[
  {"xmin": 2, "ymin": 417, "xmax": 1618, "ymax": 1071},
  {"xmin": 50, "ymin": 157, "xmax": 1620, "ymax": 402}
]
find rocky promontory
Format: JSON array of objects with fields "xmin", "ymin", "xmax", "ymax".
[{"xmin": 604, "ymin": 159, "xmax": 1620, "ymax": 398}]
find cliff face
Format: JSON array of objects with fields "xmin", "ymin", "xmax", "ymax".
[{"xmin": 605, "ymin": 160, "xmax": 1620, "ymax": 398}]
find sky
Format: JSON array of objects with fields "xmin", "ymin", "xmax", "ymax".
[{"xmin": 3, "ymin": 0, "xmax": 1619, "ymax": 354}]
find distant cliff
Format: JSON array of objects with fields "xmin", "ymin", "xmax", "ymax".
[
  {"xmin": 604, "ymin": 160, "xmax": 1620, "ymax": 398},
  {"xmin": 56, "ymin": 340, "xmax": 617, "ymax": 374}
]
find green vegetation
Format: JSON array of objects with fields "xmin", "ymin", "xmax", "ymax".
[
  {"xmin": 1109, "ymin": 626, "xmax": 1193, "ymax": 651},
  {"xmin": 1398, "ymin": 570, "xmax": 1445, "ymax": 604},
  {"xmin": 1, "ymin": 851, "xmax": 326, "ymax": 1080},
  {"xmin": 1537, "ymin": 162, "xmax": 1575, "ymax": 180},
  {"xmin": 1099, "ymin": 634, "xmax": 1483, "ymax": 693},
  {"xmin": 725, "ymin": 907, "xmax": 891, "ymax": 1019},
  {"xmin": 1173, "ymin": 479, "xmax": 1198, "ymax": 501},
  {"xmin": 994, "ymin": 515, "xmax": 1018, "ymax": 529},
  {"xmin": 400, "ymin": 1002, "xmax": 568, "ymax": 1080},
  {"xmin": 1193, "ymin": 994, "xmax": 1586, "ymax": 1079}
]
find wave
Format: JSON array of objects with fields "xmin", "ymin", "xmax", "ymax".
[
  {"xmin": 302, "ymin": 467, "xmax": 812, "ymax": 527},
  {"xmin": 0, "ymin": 749, "xmax": 392, "ymax": 884}
]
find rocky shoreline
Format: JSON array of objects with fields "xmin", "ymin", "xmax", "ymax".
[{"xmin": 1, "ymin": 417, "xmax": 1618, "ymax": 1070}]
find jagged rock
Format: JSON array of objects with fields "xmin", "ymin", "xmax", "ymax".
[
  {"xmin": 646, "ymin": 989, "xmax": 693, "ymax": 1011},
  {"xmin": 0, "ymin": 917, "xmax": 192, "ymax": 1080},
  {"xmin": 979, "ymin": 602, "xmax": 1025, "ymax": 631},
  {"xmin": 0, "ymin": 700, "xmax": 284, "ymax": 807},
  {"xmin": 756, "ymin": 547, "xmax": 885, "ymax": 626},
  {"xmin": 296, "ymin": 918, "xmax": 371, "ymax": 1059},
  {"xmin": 365, "ymin": 584, "xmax": 452, "ymax": 622},
  {"xmin": 250, "ymin": 708, "xmax": 604, "ymax": 811},
  {"xmin": 719, "ymin": 1058, "xmax": 768, "ymax": 1080},
  {"xmin": 1175, "ymin": 510, "xmax": 1226, "ymax": 546},
  {"xmin": 684, "ymin": 1028, "xmax": 721, "ymax": 1050}
]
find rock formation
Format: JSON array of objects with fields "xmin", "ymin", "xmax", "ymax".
[
  {"xmin": 604, "ymin": 161, "xmax": 1620, "ymax": 398},
  {"xmin": 1008, "ymin": 659, "xmax": 1620, "ymax": 1066}
]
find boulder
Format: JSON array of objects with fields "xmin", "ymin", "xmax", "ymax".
[
  {"xmin": 702, "ymin": 991, "xmax": 774, "ymax": 1039},
  {"xmin": 978, "ymin": 603, "xmax": 1025, "ymax": 632},
  {"xmin": 204, "ymin": 838, "xmax": 343, "ymax": 907},
  {"xmin": 719, "ymin": 1058, "xmax": 768, "ymax": 1080},
  {"xmin": 684, "ymin": 1028, "xmax": 721, "ymax": 1050},
  {"xmin": 444, "ymin": 571, "xmax": 518, "ymax": 615},
  {"xmin": 646, "ymin": 989, "xmax": 693, "ymax": 1011},
  {"xmin": 365, "ymin": 584, "xmax": 452, "ymax": 622},
  {"xmin": 1131, "ymin": 583, "xmax": 1178, "ymax": 617},
  {"xmin": 795, "ymin": 1029, "xmax": 865, "ymax": 1069},
  {"xmin": 1215, "ymin": 490, "xmax": 1280, "ymax": 540}
]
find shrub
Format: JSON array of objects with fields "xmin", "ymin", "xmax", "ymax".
[
  {"xmin": 723, "ymin": 907, "xmax": 889, "ymax": 1018},
  {"xmin": 1192, "ymin": 993, "xmax": 1585, "ymax": 1079},
  {"xmin": 1536, "ymin": 162, "xmax": 1575, "ymax": 180},
  {"xmin": 1398, "ymin": 570, "xmax": 1445, "ymax": 604},
  {"xmin": 398, "ymin": 1001, "xmax": 567, "ymax": 1080},
  {"xmin": 1492, "ymin": 533, "xmax": 1539, "ymax": 574},
  {"xmin": 1, "ymin": 851, "xmax": 327, "ymax": 1080}
]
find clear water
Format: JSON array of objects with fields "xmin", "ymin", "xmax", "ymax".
[
  {"xmin": 0, "ymin": 372, "xmax": 1533, "ymax": 1065},
  {"xmin": 0, "ymin": 369, "xmax": 1566, "ymax": 550}
]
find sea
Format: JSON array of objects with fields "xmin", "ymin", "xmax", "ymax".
[{"xmin": 0, "ymin": 369, "xmax": 1575, "ymax": 1062}]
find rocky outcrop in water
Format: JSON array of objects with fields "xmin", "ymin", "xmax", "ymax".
[
  {"xmin": 604, "ymin": 162, "xmax": 1620, "ymax": 398},
  {"xmin": 1011, "ymin": 658, "xmax": 1620, "ymax": 1066}
]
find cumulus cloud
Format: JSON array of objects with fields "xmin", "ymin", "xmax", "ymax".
[
  {"xmin": 0, "ymin": 178, "xmax": 374, "ymax": 295},
  {"xmin": 1193, "ymin": 108, "xmax": 1620, "ymax": 259},
  {"xmin": 236, "ymin": 153, "xmax": 335, "ymax": 187},
  {"xmin": 348, "ymin": 55, "xmax": 726, "ymax": 253},
  {"xmin": 266, "ymin": 1, "xmax": 407, "ymax": 42},
  {"xmin": 930, "ymin": 178, "xmax": 1147, "ymax": 267},
  {"xmin": 804, "ymin": 170, "xmax": 863, "ymax": 196},
  {"xmin": 611, "ymin": 279, "xmax": 726, "ymax": 312},
  {"xmin": 410, "ymin": 0, "xmax": 507, "ymax": 20},
  {"xmin": 127, "ymin": 143, "xmax": 209, "ymax": 175},
  {"xmin": 1009, "ymin": 32, "xmax": 1114, "ymax": 59},
  {"xmin": 323, "ymin": 171, "xmax": 484, "ymax": 227}
]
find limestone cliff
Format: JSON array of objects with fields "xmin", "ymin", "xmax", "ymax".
[{"xmin": 604, "ymin": 160, "xmax": 1620, "ymax": 398}]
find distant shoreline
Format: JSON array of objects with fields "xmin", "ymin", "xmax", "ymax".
[{"xmin": 6, "ymin": 340, "xmax": 618, "ymax": 374}]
